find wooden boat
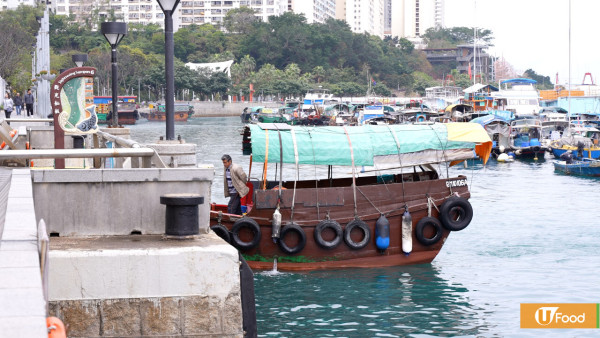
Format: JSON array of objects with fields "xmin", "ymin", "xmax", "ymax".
[
  {"xmin": 553, "ymin": 157, "xmax": 600, "ymax": 177},
  {"xmin": 209, "ymin": 123, "xmax": 492, "ymax": 271},
  {"xmin": 94, "ymin": 96, "xmax": 139, "ymax": 125},
  {"xmin": 147, "ymin": 103, "xmax": 193, "ymax": 122}
]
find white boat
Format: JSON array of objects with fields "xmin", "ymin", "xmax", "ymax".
[{"xmin": 493, "ymin": 78, "xmax": 541, "ymax": 118}]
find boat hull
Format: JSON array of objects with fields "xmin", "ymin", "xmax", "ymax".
[
  {"xmin": 147, "ymin": 111, "xmax": 189, "ymax": 122},
  {"xmin": 553, "ymin": 160, "xmax": 600, "ymax": 176},
  {"xmin": 209, "ymin": 174, "xmax": 472, "ymax": 271}
]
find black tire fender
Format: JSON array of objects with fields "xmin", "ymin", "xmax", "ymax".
[
  {"xmin": 415, "ymin": 217, "xmax": 443, "ymax": 246},
  {"xmin": 314, "ymin": 220, "xmax": 343, "ymax": 249},
  {"xmin": 210, "ymin": 224, "xmax": 231, "ymax": 244},
  {"xmin": 278, "ymin": 223, "xmax": 306, "ymax": 255},
  {"xmin": 344, "ymin": 219, "xmax": 371, "ymax": 250},
  {"xmin": 231, "ymin": 217, "xmax": 261, "ymax": 250},
  {"xmin": 439, "ymin": 196, "xmax": 473, "ymax": 231}
]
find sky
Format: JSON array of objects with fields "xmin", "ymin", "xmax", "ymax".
[{"xmin": 444, "ymin": 0, "xmax": 600, "ymax": 86}]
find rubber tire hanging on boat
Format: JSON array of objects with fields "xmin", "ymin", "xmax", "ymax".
[
  {"xmin": 314, "ymin": 220, "xmax": 343, "ymax": 249},
  {"xmin": 439, "ymin": 197, "xmax": 473, "ymax": 231},
  {"xmin": 277, "ymin": 223, "xmax": 306, "ymax": 255},
  {"xmin": 231, "ymin": 217, "xmax": 261, "ymax": 250},
  {"xmin": 415, "ymin": 217, "xmax": 444, "ymax": 246},
  {"xmin": 344, "ymin": 219, "xmax": 371, "ymax": 250},
  {"xmin": 210, "ymin": 224, "xmax": 231, "ymax": 244}
]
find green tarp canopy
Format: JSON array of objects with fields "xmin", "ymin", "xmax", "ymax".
[{"xmin": 248, "ymin": 123, "xmax": 492, "ymax": 166}]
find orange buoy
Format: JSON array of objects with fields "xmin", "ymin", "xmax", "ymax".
[
  {"xmin": 0, "ymin": 141, "xmax": 5, "ymax": 150},
  {"xmin": 25, "ymin": 141, "xmax": 30, "ymax": 150},
  {"xmin": 9, "ymin": 129, "xmax": 17, "ymax": 138},
  {"xmin": 47, "ymin": 316, "xmax": 66, "ymax": 338}
]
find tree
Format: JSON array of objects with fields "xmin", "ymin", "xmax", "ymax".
[
  {"xmin": 223, "ymin": 6, "xmax": 257, "ymax": 35},
  {"xmin": 410, "ymin": 71, "xmax": 439, "ymax": 96},
  {"xmin": 523, "ymin": 69, "xmax": 553, "ymax": 90},
  {"xmin": 0, "ymin": 5, "xmax": 42, "ymax": 91},
  {"xmin": 208, "ymin": 72, "xmax": 231, "ymax": 100},
  {"xmin": 422, "ymin": 27, "xmax": 494, "ymax": 48}
]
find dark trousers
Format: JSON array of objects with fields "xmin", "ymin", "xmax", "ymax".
[
  {"xmin": 227, "ymin": 193, "xmax": 242, "ymax": 215},
  {"xmin": 26, "ymin": 103, "xmax": 33, "ymax": 116}
]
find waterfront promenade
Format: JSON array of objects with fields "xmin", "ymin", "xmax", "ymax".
[{"xmin": 0, "ymin": 169, "xmax": 47, "ymax": 336}]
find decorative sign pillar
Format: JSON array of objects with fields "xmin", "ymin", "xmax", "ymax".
[{"xmin": 50, "ymin": 67, "xmax": 98, "ymax": 169}]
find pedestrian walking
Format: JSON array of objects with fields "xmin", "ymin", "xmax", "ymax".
[
  {"xmin": 3, "ymin": 92, "xmax": 14, "ymax": 121},
  {"xmin": 24, "ymin": 89, "xmax": 34, "ymax": 117},
  {"xmin": 13, "ymin": 93, "xmax": 23, "ymax": 116}
]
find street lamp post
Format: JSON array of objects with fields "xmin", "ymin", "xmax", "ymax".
[
  {"xmin": 100, "ymin": 22, "xmax": 127, "ymax": 128},
  {"xmin": 156, "ymin": 0, "xmax": 181, "ymax": 140},
  {"xmin": 72, "ymin": 54, "xmax": 88, "ymax": 67}
]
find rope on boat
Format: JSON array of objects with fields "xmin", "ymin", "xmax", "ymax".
[
  {"xmin": 290, "ymin": 129, "xmax": 299, "ymax": 222},
  {"xmin": 276, "ymin": 126, "xmax": 283, "ymax": 207},
  {"xmin": 356, "ymin": 186, "xmax": 382, "ymax": 215},
  {"xmin": 386, "ymin": 125, "xmax": 407, "ymax": 203},
  {"xmin": 343, "ymin": 126, "xmax": 359, "ymax": 218},
  {"xmin": 308, "ymin": 128, "xmax": 321, "ymax": 219},
  {"xmin": 262, "ymin": 130, "xmax": 269, "ymax": 190},
  {"xmin": 427, "ymin": 124, "xmax": 454, "ymax": 195}
]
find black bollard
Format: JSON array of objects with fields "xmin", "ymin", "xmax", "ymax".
[
  {"xmin": 72, "ymin": 135, "xmax": 86, "ymax": 149},
  {"xmin": 160, "ymin": 193, "xmax": 204, "ymax": 237}
]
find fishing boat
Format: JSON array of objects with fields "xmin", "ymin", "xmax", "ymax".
[
  {"xmin": 209, "ymin": 123, "xmax": 492, "ymax": 271},
  {"xmin": 549, "ymin": 125, "xmax": 600, "ymax": 159},
  {"xmin": 509, "ymin": 117, "xmax": 547, "ymax": 159},
  {"xmin": 553, "ymin": 157, "xmax": 600, "ymax": 177},
  {"xmin": 94, "ymin": 96, "xmax": 139, "ymax": 124},
  {"xmin": 470, "ymin": 115, "xmax": 512, "ymax": 157},
  {"xmin": 147, "ymin": 103, "xmax": 194, "ymax": 122},
  {"xmin": 493, "ymin": 78, "xmax": 541, "ymax": 118}
]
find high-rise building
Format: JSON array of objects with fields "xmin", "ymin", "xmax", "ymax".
[
  {"xmin": 1, "ymin": 0, "xmax": 37, "ymax": 11},
  {"xmin": 385, "ymin": 0, "xmax": 444, "ymax": 39},
  {"xmin": 51, "ymin": 0, "xmax": 289, "ymax": 29},
  {"xmin": 336, "ymin": 0, "xmax": 384, "ymax": 38},
  {"xmin": 287, "ymin": 0, "xmax": 336, "ymax": 24}
]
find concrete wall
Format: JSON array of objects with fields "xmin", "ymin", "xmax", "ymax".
[
  {"xmin": 48, "ymin": 234, "xmax": 243, "ymax": 337},
  {"xmin": 32, "ymin": 167, "xmax": 214, "ymax": 236},
  {"xmin": 188, "ymin": 101, "xmax": 281, "ymax": 117}
]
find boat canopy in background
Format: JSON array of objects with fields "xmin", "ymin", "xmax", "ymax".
[{"xmin": 248, "ymin": 123, "xmax": 492, "ymax": 167}]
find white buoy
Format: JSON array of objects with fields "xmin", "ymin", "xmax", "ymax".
[
  {"xmin": 271, "ymin": 208, "xmax": 282, "ymax": 242},
  {"xmin": 498, "ymin": 153, "xmax": 514, "ymax": 163},
  {"xmin": 402, "ymin": 210, "xmax": 412, "ymax": 255}
]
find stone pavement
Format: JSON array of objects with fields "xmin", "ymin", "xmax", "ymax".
[{"xmin": 0, "ymin": 169, "xmax": 47, "ymax": 337}]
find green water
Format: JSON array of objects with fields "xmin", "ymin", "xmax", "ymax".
[{"xmin": 129, "ymin": 117, "xmax": 600, "ymax": 337}]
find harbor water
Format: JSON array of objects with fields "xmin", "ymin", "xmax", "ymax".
[{"xmin": 130, "ymin": 117, "xmax": 600, "ymax": 337}]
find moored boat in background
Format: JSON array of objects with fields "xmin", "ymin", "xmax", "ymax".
[
  {"xmin": 553, "ymin": 157, "xmax": 600, "ymax": 177},
  {"xmin": 146, "ymin": 103, "xmax": 193, "ymax": 122}
]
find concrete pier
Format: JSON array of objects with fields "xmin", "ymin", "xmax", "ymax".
[
  {"xmin": 0, "ymin": 135, "xmax": 253, "ymax": 336},
  {"xmin": 0, "ymin": 169, "xmax": 48, "ymax": 337},
  {"xmin": 48, "ymin": 234, "xmax": 243, "ymax": 337}
]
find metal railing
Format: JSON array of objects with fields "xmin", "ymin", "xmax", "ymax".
[{"xmin": 0, "ymin": 122, "xmax": 166, "ymax": 168}]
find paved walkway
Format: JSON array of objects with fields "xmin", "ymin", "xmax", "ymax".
[{"xmin": 0, "ymin": 169, "xmax": 47, "ymax": 337}]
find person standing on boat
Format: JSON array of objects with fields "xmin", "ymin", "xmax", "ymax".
[{"xmin": 222, "ymin": 154, "xmax": 249, "ymax": 215}]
